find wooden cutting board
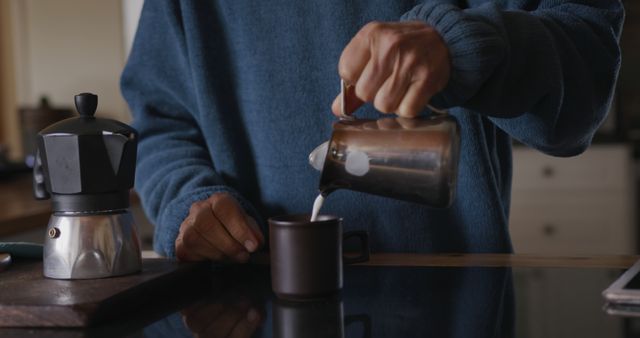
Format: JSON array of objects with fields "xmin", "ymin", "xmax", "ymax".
[{"xmin": 0, "ymin": 258, "xmax": 212, "ymax": 327}]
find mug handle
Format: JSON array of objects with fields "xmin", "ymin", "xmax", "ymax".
[
  {"xmin": 343, "ymin": 231, "xmax": 369, "ymax": 264},
  {"xmin": 344, "ymin": 314, "xmax": 372, "ymax": 338}
]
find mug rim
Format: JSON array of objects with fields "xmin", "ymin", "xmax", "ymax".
[{"xmin": 268, "ymin": 214, "xmax": 341, "ymax": 227}]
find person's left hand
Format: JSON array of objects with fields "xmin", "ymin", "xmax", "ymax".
[{"xmin": 331, "ymin": 21, "xmax": 451, "ymax": 118}]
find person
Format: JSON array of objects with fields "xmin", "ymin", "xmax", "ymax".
[{"xmin": 121, "ymin": 1, "xmax": 624, "ymax": 261}]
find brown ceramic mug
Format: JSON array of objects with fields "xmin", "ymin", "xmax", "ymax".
[{"xmin": 269, "ymin": 214, "xmax": 369, "ymax": 301}]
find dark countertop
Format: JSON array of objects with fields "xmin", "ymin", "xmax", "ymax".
[{"xmin": 2, "ymin": 254, "xmax": 639, "ymax": 338}]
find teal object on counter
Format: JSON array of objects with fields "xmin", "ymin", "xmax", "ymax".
[{"xmin": 0, "ymin": 242, "xmax": 43, "ymax": 259}]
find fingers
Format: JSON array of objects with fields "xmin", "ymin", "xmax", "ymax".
[
  {"xmin": 338, "ymin": 21, "xmax": 377, "ymax": 86},
  {"xmin": 182, "ymin": 303, "xmax": 225, "ymax": 333},
  {"xmin": 176, "ymin": 210, "xmax": 234, "ymax": 262},
  {"xmin": 193, "ymin": 199, "xmax": 248, "ymax": 261},
  {"xmin": 228, "ymin": 308, "xmax": 262, "ymax": 338},
  {"xmin": 373, "ymin": 57, "xmax": 410, "ymax": 114},
  {"xmin": 245, "ymin": 216, "xmax": 264, "ymax": 245},
  {"xmin": 354, "ymin": 28, "xmax": 403, "ymax": 103},
  {"xmin": 340, "ymin": 22, "xmax": 396, "ymax": 104},
  {"xmin": 200, "ymin": 304, "xmax": 244, "ymax": 338},
  {"xmin": 396, "ymin": 28, "xmax": 450, "ymax": 117},
  {"xmin": 335, "ymin": 22, "xmax": 384, "ymax": 118},
  {"xmin": 175, "ymin": 193, "xmax": 266, "ymax": 263},
  {"xmin": 208, "ymin": 194, "xmax": 262, "ymax": 253},
  {"xmin": 397, "ymin": 80, "xmax": 434, "ymax": 118},
  {"xmin": 182, "ymin": 301, "xmax": 262, "ymax": 338},
  {"xmin": 336, "ymin": 21, "xmax": 451, "ymax": 118}
]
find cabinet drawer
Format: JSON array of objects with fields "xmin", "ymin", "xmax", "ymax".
[
  {"xmin": 512, "ymin": 145, "xmax": 631, "ymax": 191},
  {"xmin": 509, "ymin": 197, "xmax": 633, "ymax": 255}
]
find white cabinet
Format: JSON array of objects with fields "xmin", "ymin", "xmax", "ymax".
[
  {"xmin": 510, "ymin": 144, "xmax": 636, "ymax": 255},
  {"xmin": 514, "ymin": 268, "xmax": 624, "ymax": 338}
]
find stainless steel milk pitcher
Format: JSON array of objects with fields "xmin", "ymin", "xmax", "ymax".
[
  {"xmin": 309, "ymin": 81, "xmax": 461, "ymax": 207},
  {"xmin": 309, "ymin": 114, "xmax": 460, "ymax": 207}
]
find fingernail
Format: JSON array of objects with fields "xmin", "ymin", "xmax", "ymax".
[
  {"xmin": 247, "ymin": 308, "xmax": 259, "ymax": 323},
  {"xmin": 236, "ymin": 252, "xmax": 250, "ymax": 262},
  {"xmin": 244, "ymin": 240, "xmax": 257, "ymax": 252}
]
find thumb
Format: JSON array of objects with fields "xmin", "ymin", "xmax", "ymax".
[{"xmin": 245, "ymin": 216, "xmax": 265, "ymax": 247}]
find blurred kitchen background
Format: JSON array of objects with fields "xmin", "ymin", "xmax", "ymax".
[
  {"xmin": 0, "ymin": 0, "xmax": 638, "ymax": 256},
  {"xmin": 0, "ymin": 0, "xmax": 151, "ymax": 246},
  {"xmin": 0, "ymin": 2, "xmax": 639, "ymax": 337}
]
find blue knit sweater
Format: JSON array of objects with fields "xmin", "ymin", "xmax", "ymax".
[{"xmin": 121, "ymin": 1, "xmax": 623, "ymax": 256}]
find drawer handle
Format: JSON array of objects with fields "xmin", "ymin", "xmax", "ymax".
[
  {"xmin": 541, "ymin": 166, "xmax": 555, "ymax": 178},
  {"xmin": 542, "ymin": 224, "xmax": 556, "ymax": 237}
]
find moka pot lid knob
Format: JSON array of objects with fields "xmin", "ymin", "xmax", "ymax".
[{"xmin": 75, "ymin": 93, "xmax": 98, "ymax": 118}]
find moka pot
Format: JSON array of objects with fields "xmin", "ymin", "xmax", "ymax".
[{"xmin": 33, "ymin": 93, "xmax": 141, "ymax": 279}]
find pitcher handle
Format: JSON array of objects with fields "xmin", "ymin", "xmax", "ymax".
[{"xmin": 339, "ymin": 79, "xmax": 357, "ymax": 121}]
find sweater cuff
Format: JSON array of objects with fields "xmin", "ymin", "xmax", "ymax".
[
  {"xmin": 401, "ymin": 3, "xmax": 506, "ymax": 108},
  {"xmin": 153, "ymin": 185, "xmax": 263, "ymax": 257}
]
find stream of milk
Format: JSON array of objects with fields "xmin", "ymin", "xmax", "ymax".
[{"xmin": 309, "ymin": 193, "xmax": 325, "ymax": 222}]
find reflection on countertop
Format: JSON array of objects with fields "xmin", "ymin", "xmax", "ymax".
[
  {"xmin": 1, "ymin": 255, "xmax": 639, "ymax": 338},
  {"xmin": 144, "ymin": 263, "xmax": 630, "ymax": 338},
  {"xmin": 146, "ymin": 265, "xmax": 514, "ymax": 338}
]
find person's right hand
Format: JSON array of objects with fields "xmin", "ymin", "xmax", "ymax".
[
  {"xmin": 175, "ymin": 193, "xmax": 264, "ymax": 262},
  {"xmin": 331, "ymin": 21, "xmax": 451, "ymax": 118}
]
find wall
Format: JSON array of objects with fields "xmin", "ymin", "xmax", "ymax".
[
  {"xmin": 0, "ymin": 0, "xmax": 20, "ymax": 158},
  {"xmin": 121, "ymin": 0, "xmax": 144, "ymax": 59},
  {"xmin": 0, "ymin": 0, "xmax": 130, "ymax": 160},
  {"xmin": 19, "ymin": 0, "xmax": 127, "ymax": 120}
]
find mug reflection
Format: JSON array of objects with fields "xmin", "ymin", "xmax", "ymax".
[{"xmin": 272, "ymin": 296, "xmax": 371, "ymax": 338}]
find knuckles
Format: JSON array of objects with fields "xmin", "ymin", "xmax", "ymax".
[
  {"xmin": 403, "ymin": 50, "xmax": 423, "ymax": 72},
  {"xmin": 189, "ymin": 200, "xmax": 206, "ymax": 214},
  {"xmin": 175, "ymin": 237, "xmax": 191, "ymax": 261},
  {"xmin": 374, "ymin": 97, "xmax": 396, "ymax": 114},
  {"xmin": 362, "ymin": 21, "xmax": 384, "ymax": 36},
  {"xmin": 207, "ymin": 192, "xmax": 232, "ymax": 208},
  {"xmin": 355, "ymin": 82, "xmax": 375, "ymax": 102},
  {"xmin": 227, "ymin": 223, "xmax": 249, "ymax": 242},
  {"xmin": 377, "ymin": 29, "xmax": 404, "ymax": 54},
  {"xmin": 179, "ymin": 193, "xmax": 252, "ymax": 262},
  {"xmin": 338, "ymin": 60, "xmax": 358, "ymax": 85},
  {"xmin": 181, "ymin": 227, "xmax": 201, "ymax": 248},
  {"xmin": 343, "ymin": 20, "xmax": 448, "ymax": 108}
]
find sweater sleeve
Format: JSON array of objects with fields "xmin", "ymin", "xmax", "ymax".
[
  {"xmin": 120, "ymin": 1, "xmax": 260, "ymax": 257},
  {"xmin": 402, "ymin": 1, "xmax": 624, "ymax": 156}
]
